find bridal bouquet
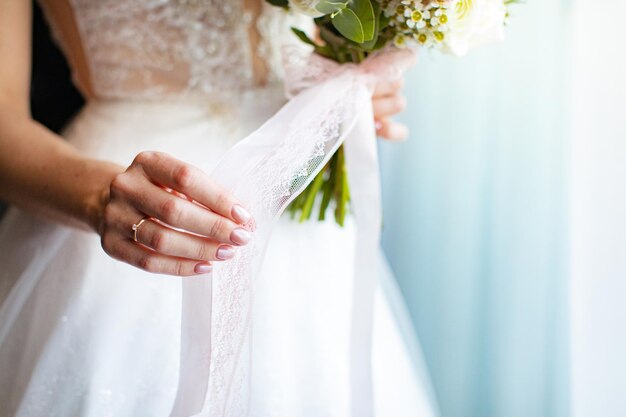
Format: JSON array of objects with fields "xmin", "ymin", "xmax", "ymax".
[{"xmin": 266, "ymin": 0, "xmax": 518, "ymax": 225}]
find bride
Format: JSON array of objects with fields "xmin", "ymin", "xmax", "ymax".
[{"xmin": 0, "ymin": 0, "xmax": 438, "ymax": 416}]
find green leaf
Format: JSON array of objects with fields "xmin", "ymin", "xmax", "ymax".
[
  {"xmin": 319, "ymin": 155, "xmax": 337, "ymax": 220},
  {"xmin": 330, "ymin": 0, "xmax": 376, "ymax": 44},
  {"xmin": 316, "ymin": 0, "xmax": 348, "ymax": 15},
  {"xmin": 319, "ymin": 25, "xmax": 347, "ymax": 46},
  {"xmin": 291, "ymin": 27, "xmax": 318, "ymax": 47},
  {"xmin": 379, "ymin": 13, "xmax": 390, "ymax": 30},
  {"xmin": 299, "ymin": 170, "xmax": 325, "ymax": 223},
  {"xmin": 348, "ymin": 0, "xmax": 375, "ymax": 42},
  {"xmin": 333, "ymin": 146, "xmax": 349, "ymax": 226},
  {"xmin": 331, "ymin": 8, "xmax": 365, "ymax": 43},
  {"xmin": 266, "ymin": 0, "xmax": 289, "ymax": 7},
  {"xmin": 361, "ymin": 0, "xmax": 381, "ymax": 50},
  {"xmin": 314, "ymin": 44, "xmax": 337, "ymax": 60}
]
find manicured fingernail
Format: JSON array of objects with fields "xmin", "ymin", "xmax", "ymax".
[
  {"xmin": 230, "ymin": 228, "xmax": 252, "ymax": 246},
  {"xmin": 231, "ymin": 204, "xmax": 252, "ymax": 224},
  {"xmin": 375, "ymin": 120, "xmax": 383, "ymax": 131},
  {"xmin": 216, "ymin": 245, "xmax": 235, "ymax": 260},
  {"xmin": 195, "ymin": 263, "xmax": 213, "ymax": 274}
]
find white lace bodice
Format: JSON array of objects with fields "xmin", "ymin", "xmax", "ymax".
[{"xmin": 40, "ymin": 0, "xmax": 309, "ymax": 102}]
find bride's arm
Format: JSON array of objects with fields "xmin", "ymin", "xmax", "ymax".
[
  {"xmin": 0, "ymin": 0, "xmax": 254, "ymax": 276},
  {"xmin": 0, "ymin": 0, "xmax": 117, "ymax": 231}
]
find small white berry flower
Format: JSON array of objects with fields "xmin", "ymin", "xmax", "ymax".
[{"xmin": 406, "ymin": 8, "xmax": 430, "ymax": 29}]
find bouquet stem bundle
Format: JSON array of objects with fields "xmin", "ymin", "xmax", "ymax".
[
  {"xmin": 284, "ymin": 1, "xmax": 389, "ymax": 225},
  {"xmin": 267, "ymin": 0, "xmax": 518, "ymax": 225}
]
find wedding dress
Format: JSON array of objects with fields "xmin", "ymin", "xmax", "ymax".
[{"xmin": 0, "ymin": 1, "xmax": 438, "ymax": 416}]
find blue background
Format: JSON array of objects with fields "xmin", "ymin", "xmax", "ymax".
[{"xmin": 380, "ymin": 2, "xmax": 571, "ymax": 416}]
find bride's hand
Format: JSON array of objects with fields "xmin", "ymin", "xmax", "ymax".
[
  {"xmin": 372, "ymin": 78, "xmax": 409, "ymax": 141},
  {"xmin": 99, "ymin": 151, "xmax": 254, "ymax": 276}
]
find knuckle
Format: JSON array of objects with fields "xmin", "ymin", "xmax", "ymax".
[
  {"xmin": 209, "ymin": 217, "xmax": 227, "ymax": 239},
  {"xmin": 214, "ymin": 190, "xmax": 232, "ymax": 210},
  {"xmin": 174, "ymin": 261, "xmax": 187, "ymax": 277},
  {"xmin": 196, "ymin": 242, "xmax": 211, "ymax": 261},
  {"xmin": 109, "ymin": 173, "xmax": 129, "ymax": 196},
  {"xmin": 149, "ymin": 229, "xmax": 168, "ymax": 251},
  {"xmin": 138, "ymin": 254, "xmax": 158, "ymax": 272},
  {"xmin": 392, "ymin": 77, "xmax": 404, "ymax": 90},
  {"xmin": 133, "ymin": 150, "xmax": 156, "ymax": 166},
  {"xmin": 172, "ymin": 165, "xmax": 194, "ymax": 190},
  {"xmin": 159, "ymin": 198, "xmax": 183, "ymax": 224}
]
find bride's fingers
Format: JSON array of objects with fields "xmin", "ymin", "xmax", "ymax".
[
  {"xmin": 133, "ymin": 151, "xmax": 253, "ymax": 226},
  {"xmin": 372, "ymin": 94, "xmax": 407, "ymax": 119},
  {"xmin": 133, "ymin": 217, "xmax": 237, "ymax": 262},
  {"xmin": 107, "ymin": 237, "xmax": 212, "ymax": 276},
  {"xmin": 135, "ymin": 183, "xmax": 250, "ymax": 245},
  {"xmin": 373, "ymin": 78, "xmax": 404, "ymax": 98},
  {"xmin": 376, "ymin": 118, "xmax": 409, "ymax": 141},
  {"xmin": 110, "ymin": 173, "xmax": 250, "ymax": 246}
]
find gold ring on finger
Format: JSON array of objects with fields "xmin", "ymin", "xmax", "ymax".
[{"xmin": 131, "ymin": 217, "xmax": 150, "ymax": 243}]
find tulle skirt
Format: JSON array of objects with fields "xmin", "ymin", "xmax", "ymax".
[{"xmin": 0, "ymin": 87, "xmax": 438, "ymax": 417}]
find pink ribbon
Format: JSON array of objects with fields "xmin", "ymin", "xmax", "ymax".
[
  {"xmin": 283, "ymin": 45, "xmax": 416, "ymax": 97},
  {"xmin": 170, "ymin": 46, "xmax": 416, "ymax": 417}
]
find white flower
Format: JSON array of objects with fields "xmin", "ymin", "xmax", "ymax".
[
  {"xmin": 393, "ymin": 34, "xmax": 410, "ymax": 48},
  {"xmin": 383, "ymin": 0, "xmax": 401, "ymax": 18},
  {"xmin": 445, "ymin": 0, "xmax": 507, "ymax": 56},
  {"xmin": 288, "ymin": 0, "xmax": 324, "ymax": 17},
  {"xmin": 413, "ymin": 31, "xmax": 434, "ymax": 48},
  {"xmin": 406, "ymin": 9, "xmax": 430, "ymax": 29}
]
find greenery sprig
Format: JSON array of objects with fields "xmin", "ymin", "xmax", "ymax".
[{"xmin": 266, "ymin": 0, "xmax": 517, "ymax": 225}]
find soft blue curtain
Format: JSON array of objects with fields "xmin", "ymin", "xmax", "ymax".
[{"xmin": 380, "ymin": 2, "xmax": 571, "ymax": 417}]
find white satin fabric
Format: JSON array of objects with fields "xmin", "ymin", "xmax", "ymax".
[{"xmin": 0, "ymin": 87, "xmax": 437, "ymax": 416}]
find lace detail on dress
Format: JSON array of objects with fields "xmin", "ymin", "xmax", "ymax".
[{"xmin": 41, "ymin": 0, "xmax": 307, "ymax": 101}]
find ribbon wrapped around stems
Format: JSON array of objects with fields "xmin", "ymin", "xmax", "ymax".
[{"xmin": 169, "ymin": 46, "xmax": 416, "ymax": 417}]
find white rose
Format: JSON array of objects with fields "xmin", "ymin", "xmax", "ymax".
[
  {"xmin": 288, "ymin": 0, "xmax": 324, "ymax": 17},
  {"xmin": 445, "ymin": 0, "xmax": 507, "ymax": 56}
]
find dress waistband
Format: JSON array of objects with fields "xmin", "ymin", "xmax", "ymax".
[
  {"xmin": 82, "ymin": 84, "xmax": 288, "ymax": 121},
  {"xmin": 62, "ymin": 85, "xmax": 288, "ymax": 168}
]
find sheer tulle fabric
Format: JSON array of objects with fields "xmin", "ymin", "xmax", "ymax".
[
  {"xmin": 0, "ymin": 0, "xmax": 437, "ymax": 415},
  {"xmin": 0, "ymin": 89, "xmax": 436, "ymax": 416},
  {"xmin": 169, "ymin": 47, "xmax": 418, "ymax": 417}
]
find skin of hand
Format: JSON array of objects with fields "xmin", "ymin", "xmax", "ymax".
[
  {"xmin": 99, "ymin": 151, "xmax": 255, "ymax": 276},
  {"xmin": 310, "ymin": 27, "xmax": 409, "ymax": 141},
  {"xmin": 372, "ymin": 77, "xmax": 409, "ymax": 141},
  {"xmin": 0, "ymin": 0, "xmax": 254, "ymax": 277}
]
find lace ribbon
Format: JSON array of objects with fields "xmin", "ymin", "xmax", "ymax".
[{"xmin": 169, "ymin": 46, "xmax": 416, "ymax": 417}]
